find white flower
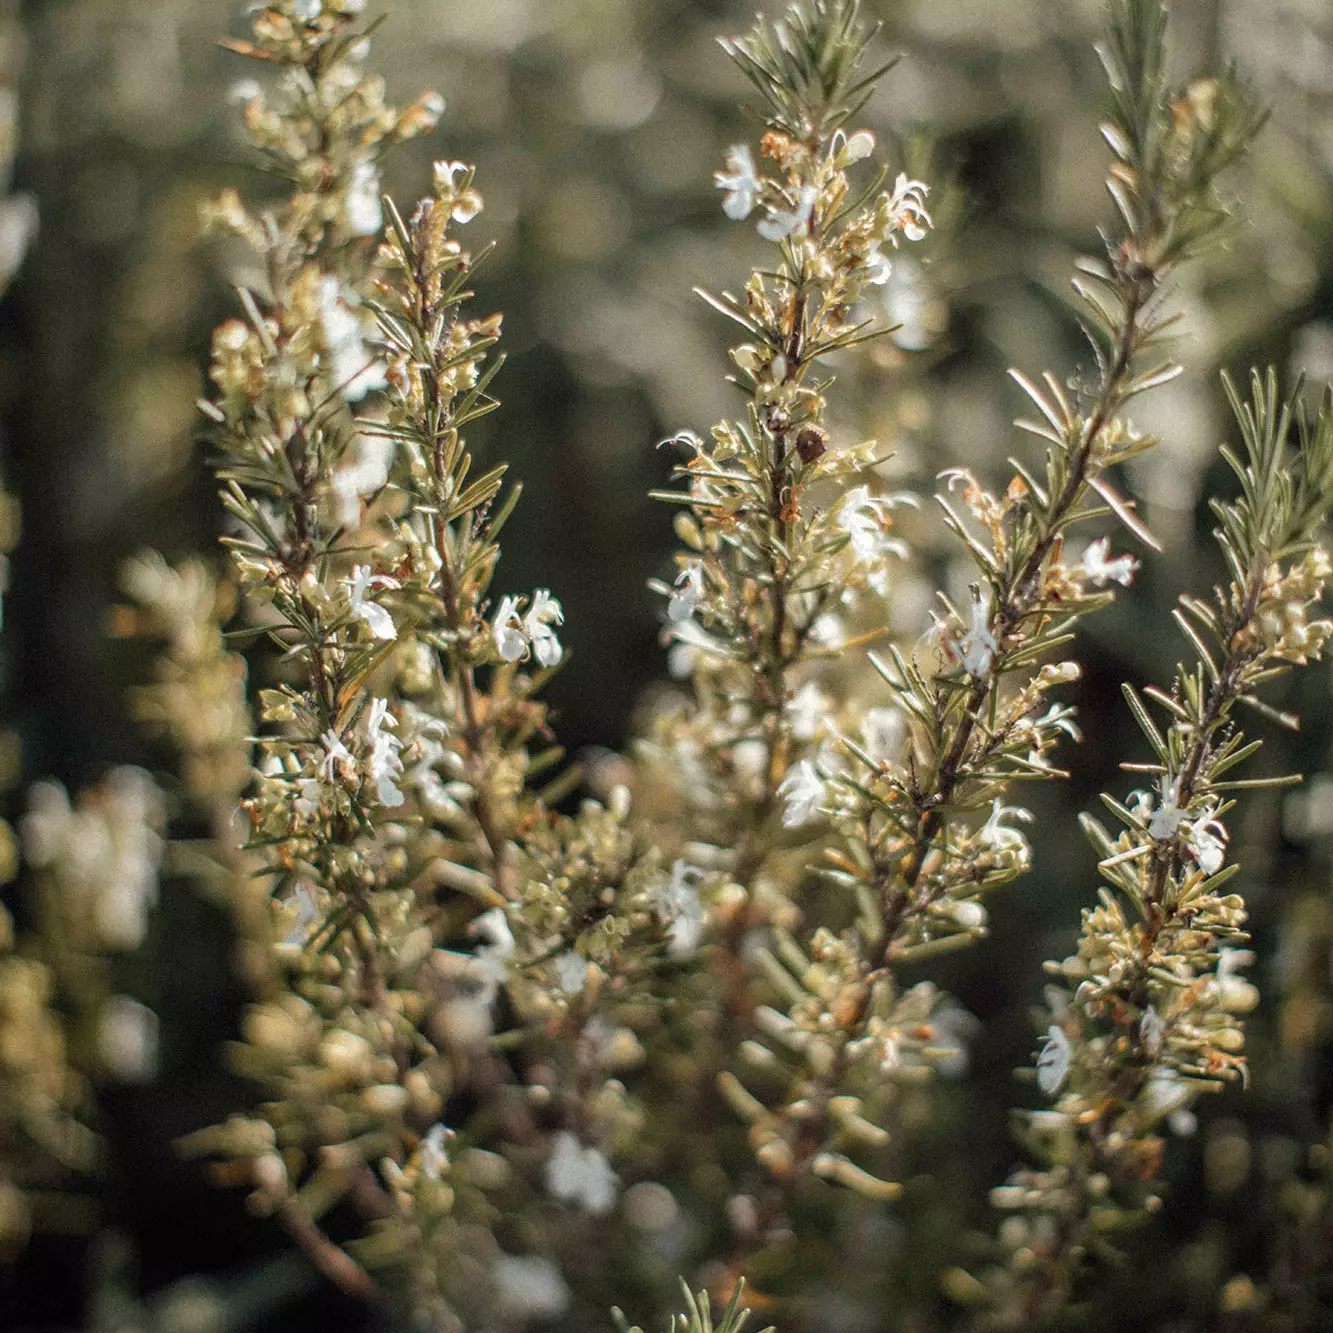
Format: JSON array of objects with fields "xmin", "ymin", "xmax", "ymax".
[
  {"xmin": 466, "ymin": 907, "xmax": 515, "ymax": 1004},
  {"xmin": 777, "ymin": 758, "xmax": 827, "ymax": 828},
  {"xmin": 346, "ymin": 158, "xmax": 383, "ymax": 237},
  {"xmin": 666, "ymin": 615, "xmax": 730, "ymax": 679},
  {"xmin": 1036, "ymin": 1024, "xmax": 1072, "ymax": 1095},
  {"xmin": 960, "ymin": 584, "xmax": 998, "ymax": 678},
  {"xmin": 1139, "ymin": 1004, "xmax": 1165, "ymax": 1057},
  {"xmin": 809, "ymin": 612, "xmax": 844, "ymax": 649},
  {"xmin": 281, "ymin": 882, "xmax": 322, "ymax": 949},
  {"xmin": 545, "ymin": 1131, "xmax": 618, "ymax": 1215},
  {"xmin": 366, "ymin": 699, "xmax": 405, "ymax": 807},
  {"xmin": 524, "ymin": 589, "xmax": 564, "ymax": 667},
  {"xmin": 666, "ymin": 561, "xmax": 704, "ymax": 624},
  {"xmin": 347, "ymin": 564, "xmax": 399, "ymax": 640},
  {"xmin": 491, "ymin": 1254, "xmax": 570, "ymax": 1321},
  {"xmin": 419, "ymin": 1123, "xmax": 451, "ymax": 1181},
  {"xmin": 653, "ymin": 860, "xmax": 705, "ymax": 958},
  {"xmin": 863, "ymin": 241, "xmax": 892, "ymax": 285},
  {"xmin": 1186, "ymin": 815, "xmax": 1227, "ymax": 875},
  {"xmin": 1036, "ymin": 703, "xmax": 1082, "ymax": 742},
  {"xmin": 838, "ymin": 129, "xmax": 876, "ymax": 164},
  {"xmin": 292, "ymin": 0, "xmax": 321, "ymax": 20},
  {"xmin": 1142, "ymin": 1068, "xmax": 1192, "ymax": 1123},
  {"xmin": 1214, "ymin": 947, "xmax": 1259, "ymax": 1013},
  {"xmin": 787, "ymin": 681, "xmax": 830, "ymax": 741},
  {"xmin": 432, "ymin": 160, "xmax": 483, "ymax": 223},
  {"xmin": 1146, "ymin": 775, "xmax": 1185, "ymax": 840},
  {"xmin": 554, "ymin": 951, "xmax": 588, "ymax": 995},
  {"xmin": 978, "ymin": 800, "xmax": 1033, "ymax": 854},
  {"xmin": 294, "ymin": 779, "xmax": 322, "ymax": 818},
  {"xmin": 318, "ymin": 730, "xmax": 355, "ymax": 785},
  {"xmin": 757, "ymin": 184, "xmax": 817, "ymax": 242},
  {"xmin": 472, "ymin": 907, "xmax": 515, "ymax": 959},
  {"xmin": 493, "ymin": 595, "xmax": 527, "ymax": 661},
  {"xmin": 317, "ymin": 277, "xmax": 386, "ymax": 400},
  {"xmin": 715, "ymin": 144, "xmax": 762, "ymax": 220},
  {"xmin": 838, "ymin": 485, "xmax": 907, "ymax": 562},
  {"xmin": 884, "ymin": 173, "xmax": 931, "ymax": 243},
  {"xmin": 227, "ymin": 79, "xmax": 262, "ymax": 106},
  {"xmin": 332, "ymin": 433, "xmax": 393, "ymax": 527},
  {"xmin": 1078, "ymin": 537, "xmax": 1139, "ymax": 588}
]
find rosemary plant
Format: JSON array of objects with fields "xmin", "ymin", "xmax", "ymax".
[
  {"xmin": 10, "ymin": 0, "xmax": 1327, "ymax": 1329},
  {"xmin": 188, "ymin": 4, "xmax": 691, "ymax": 1325},
  {"xmin": 682, "ymin": 0, "xmax": 1265, "ymax": 1278},
  {"xmin": 976, "ymin": 373, "xmax": 1333, "ymax": 1326}
]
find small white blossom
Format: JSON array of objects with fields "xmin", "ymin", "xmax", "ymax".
[
  {"xmin": 1214, "ymin": 947, "xmax": 1259, "ymax": 1013},
  {"xmin": 1036, "ymin": 1024, "xmax": 1072, "ymax": 1095},
  {"xmin": 554, "ymin": 951, "xmax": 588, "ymax": 995},
  {"xmin": 1078, "ymin": 537, "xmax": 1139, "ymax": 588},
  {"xmin": 978, "ymin": 800, "xmax": 1034, "ymax": 854},
  {"xmin": 960, "ymin": 584, "xmax": 998, "ymax": 678},
  {"xmin": 883, "ymin": 255, "xmax": 933, "ymax": 350},
  {"xmin": 332, "ymin": 433, "xmax": 393, "ymax": 526},
  {"xmin": 653, "ymin": 860, "xmax": 705, "ymax": 957},
  {"xmin": 433, "ymin": 160, "xmax": 483, "ymax": 223},
  {"xmin": 545, "ymin": 1131, "xmax": 618, "ymax": 1215},
  {"xmin": 884, "ymin": 173, "xmax": 931, "ymax": 242},
  {"xmin": 667, "ymin": 561, "xmax": 704, "ymax": 623},
  {"xmin": 492, "ymin": 594, "xmax": 527, "ymax": 662},
  {"xmin": 491, "ymin": 1254, "xmax": 570, "ymax": 1321},
  {"xmin": 1139, "ymin": 1004, "xmax": 1165, "ymax": 1057},
  {"xmin": 524, "ymin": 589, "xmax": 565, "ymax": 667},
  {"xmin": 347, "ymin": 565, "xmax": 399, "ymax": 640},
  {"xmin": 467, "ymin": 907, "xmax": 515, "ymax": 1004},
  {"xmin": 227, "ymin": 79, "xmax": 262, "ymax": 106},
  {"xmin": 317, "ymin": 277, "xmax": 386, "ymax": 400},
  {"xmin": 318, "ymin": 730, "xmax": 355, "ymax": 785},
  {"xmin": 809, "ymin": 612, "xmax": 844, "ymax": 648},
  {"xmin": 787, "ymin": 681, "xmax": 830, "ymax": 741},
  {"xmin": 777, "ymin": 758, "xmax": 827, "ymax": 828},
  {"xmin": 1186, "ymin": 815, "xmax": 1227, "ymax": 875},
  {"xmin": 666, "ymin": 615, "xmax": 730, "ymax": 679},
  {"xmin": 838, "ymin": 129, "xmax": 876, "ymax": 163},
  {"xmin": 1146, "ymin": 775, "xmax": 1185, "ymax": 840},
  {"xmin": 1142, "ymin": 1068, "xmax": 1193, "ymax": 1126},
  {"xmin": 419, "ymin": 1122, "xmax": 451, "ymax": 1181},
  {"xmin": 281, "ymin": 882, "xmax": 322, "ymax": 949},
  {"xmin": 292, "ymin": 0, "xmax": 321, "ymax": 20},
  {"xmin": 346, "ymin": 158, "xmax": 383, "ymax": 237},
  {"xmin": 863, "ymin": 241, "xmax": 893, "ymax": 285},
  {"xmin": 366, "ymin": 698, "xmax": 405, "ymax": 807},
  {"xmin": 757, "ymin": 184, "xmax": 817, "ymax": 242},
  {"xmin": 838, "ymin": 485, "xmax": 908, "ymax": 562},
  {"xmin": 715, "ymin": 144, "xmax": 762, "ymax": 220}
]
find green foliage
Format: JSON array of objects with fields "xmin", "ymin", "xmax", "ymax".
[
  {"xmin": 719, "ymin": 0, "xmax": 894, "ymax": 141},
  {"xmin": 614, "ymin": 1282, "xmax": 775, "ymax": 1333}
]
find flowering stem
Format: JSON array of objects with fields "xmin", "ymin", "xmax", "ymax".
[{"xmin": 872, "ymin": 277, "xmax": 1151, "ymax": 967}]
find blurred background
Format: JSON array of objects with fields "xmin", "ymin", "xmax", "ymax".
[{"xmin": 2, "ymin": 0, "xmax": 1333, "ymax": 1328}]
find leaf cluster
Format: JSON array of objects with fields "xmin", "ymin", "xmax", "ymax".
[{"xmin": 719, "ymin": 0, "xmax": 895, "ymax": 142}]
